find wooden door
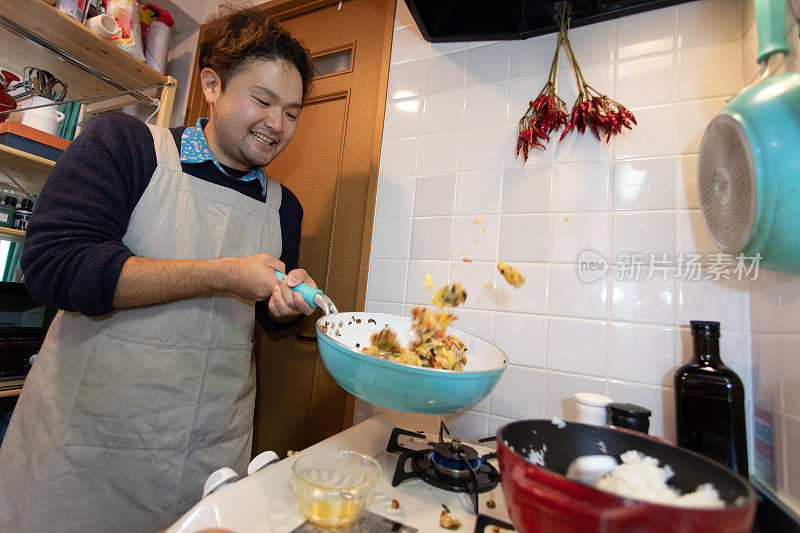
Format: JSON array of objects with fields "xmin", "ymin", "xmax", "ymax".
[{"xmin": 185, "ymin": 0, "xmax": 396, "ymax": 457}]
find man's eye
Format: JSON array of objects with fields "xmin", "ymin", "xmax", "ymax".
[
  {"xmin": 254, "ymin": 97, "xmax": 270, "ymax": 106},
  {"xmin": 286, "ymin": 112, "xmax": 297, "ymax": 120}
]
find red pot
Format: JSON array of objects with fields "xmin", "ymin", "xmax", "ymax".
[{"xmin": 496, "ymin": 420, "xmax": 756, "ymax": 533}]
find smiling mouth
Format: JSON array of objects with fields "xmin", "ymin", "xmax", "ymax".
[{"xmin": 251, "ymin": 131, "xmax": 277, "ymax": 147}]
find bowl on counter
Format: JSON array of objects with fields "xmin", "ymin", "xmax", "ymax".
[{"xmin": 292, "ymin": 449, "xmax": 381, "ymax": 528}]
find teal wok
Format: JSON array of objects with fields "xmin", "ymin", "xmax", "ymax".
[
  {"xmin": 275, "ymin": 272, "xmax": 508, "ymax": 414},
  {"xmin": 315, "ymin": 312, "xmax": 508, "ymax": 414}
]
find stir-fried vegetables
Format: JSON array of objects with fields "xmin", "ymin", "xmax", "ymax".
[{"xmin": 362, "ymin": 307, "xmax": 468, "ymax": 370}]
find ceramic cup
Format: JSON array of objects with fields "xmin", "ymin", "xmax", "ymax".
[
  {"xmin": 20, "ymin": 96, "xmax": 65, "ymax": 136},
  {"xmin": 86, "ymin": 14, "xmax": 121, "ymax": 39}
]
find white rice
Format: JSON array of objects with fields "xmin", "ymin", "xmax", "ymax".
[
  {"xmin": 526, "ymin": 444, "xmax": 547, "ymax": 466},
  {"xmin": 594, "ymin": 450, "xmax": 725, "ymax": 509}
]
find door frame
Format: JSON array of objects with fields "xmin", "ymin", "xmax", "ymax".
[{"xmin": 184, "ymin": 0, "xmax": 397, "ymax": 430}]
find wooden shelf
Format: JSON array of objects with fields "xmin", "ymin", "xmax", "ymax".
[
  {"xmin": 0, "ymin": 226, "xmax": 25, "ymax": 242},
  {"xmin": 0, "ymin": 144, "xmax": 56, "ymax": 194},
  {"xmin": 0, "ymin": 379, "xmax": 24, "ymax": 398},
  {"xmin": 0, "ymin": 387, "xmax": 23, "ymax": 398},
  {"xmin": 1, "ymin": 0, "xmax": 167, "ymax": 103}
]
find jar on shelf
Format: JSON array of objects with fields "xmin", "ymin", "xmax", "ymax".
[{"xmin": 12, "ymin": 198, "xmax": 33, "ymax": 231}]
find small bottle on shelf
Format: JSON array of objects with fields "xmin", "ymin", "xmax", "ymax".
[
  {"xmin": 675, "ymin": 321, "xmax": 748, "ymax": 476},
  {"xmin": 0, "ymin": 196, "xmax": 15, "ymax": 229},
  {"xmin": 12, "ymin": 198, "xmax": 34, "ymax": 231}
]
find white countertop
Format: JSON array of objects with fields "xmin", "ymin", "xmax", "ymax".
[{"xmin": 168, "ymin": 415, "xmax": 512, "ymax": 532}]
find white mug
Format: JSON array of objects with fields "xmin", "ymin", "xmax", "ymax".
[
  {"xmin": 86, "ymin": 14, "xmax": 121, "ymax": 39},
  {"xmin": 20, "ymin": 96, "xmax": 65, "ymax": 136}
]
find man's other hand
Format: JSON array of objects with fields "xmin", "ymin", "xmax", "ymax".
[{"xmin": 269, "ymin": 268, "xmax": 316, "ymax": 321}]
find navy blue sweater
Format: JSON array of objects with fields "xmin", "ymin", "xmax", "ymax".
[{"xmin": 20, "ymin": 112, "xmax": 303, "ymax": 333}]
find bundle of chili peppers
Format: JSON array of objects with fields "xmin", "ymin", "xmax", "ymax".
[
  {"xmin": 516, "ymin": 26, "xmax": 569, "ymax": 161},
  {"xmin": 516, "ymin": 3, "xmax": 637, "ymax": 162}
]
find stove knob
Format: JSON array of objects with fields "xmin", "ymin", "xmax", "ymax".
[
  {"xmin": 203, "ymin": 467, "xmax": 238, "ymax": 498},
  {"xmin": 247, "ymin": 450, "xmax": 279, "ymax": 476}
]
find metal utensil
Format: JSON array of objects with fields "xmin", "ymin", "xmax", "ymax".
[{"xmin": 45, "ymin": 75, "xmax": 67, "ymax": 103}]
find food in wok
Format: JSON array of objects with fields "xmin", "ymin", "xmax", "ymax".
[
  {"xmin": 431, "ymin": 282, "xmax": 467, "ymax": 308},
  {"xmin": 593, "ymin": 450, "xmax": 725, "ymax": 509},
  {"xmin": 362, "ymin": 307, "xmax": 468, "ymax": 370}
]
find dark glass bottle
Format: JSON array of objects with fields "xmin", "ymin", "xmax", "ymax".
[{"xmin": 675, "ymin": 321, "xmax": 748, "ymax": 476}]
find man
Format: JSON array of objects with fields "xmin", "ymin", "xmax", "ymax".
[{"xmin": 0, "ymin": 6, "xmax": 316, "ymax": 532}]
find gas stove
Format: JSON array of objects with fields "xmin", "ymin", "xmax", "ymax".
[
  {"xmin": 387, "ymin": 423, "xmax": 500, "ymax": 514},
  {"xmin": 167, "ymin": 415, "xmax": 515, "ymax": 532}
]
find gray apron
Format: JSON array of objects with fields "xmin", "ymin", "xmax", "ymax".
[{"xmin": 0, "ymin": 124, "xmax": 283, "ymax": 532}]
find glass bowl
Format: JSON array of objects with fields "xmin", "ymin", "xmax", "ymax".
[{"xmin": 292, "ymin": 450, "xmax": 382, "ymax": 528}]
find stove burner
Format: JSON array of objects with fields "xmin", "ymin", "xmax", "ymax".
[
  {"xmin": 386, "ymin": 422, "xmax": 500, "ymax": 514},
  {"xmin": 431, "ymin": 438, "xmax": 484, "ymax": 478}
]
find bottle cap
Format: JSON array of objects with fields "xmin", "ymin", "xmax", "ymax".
[
  {"xmin": 606, "ymin": 402, "xmax": 651, "ymax": 419},
  {"xmin": 606, "ymin": 402, "xmax": 652, "ymax": 434},
  {"xmin": 690, "ymin": 321, "xmax": 721, "ymax": 338},
  {"xmin": 4, "ymin": 196, "xmax": 17, "ymax": 207},
  {"xmin": 574, "ymin": 392, "xmax": 613, "ymax": 407},
  {"xmin": 19, "ymin": 198, "xmax": 33, "ymax": 210}
]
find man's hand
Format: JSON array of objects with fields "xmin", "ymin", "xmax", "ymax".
[
  {"xmin": 268, "ymin": 268, "xmax": 317, "ymax": 321},
  {"xmin": 224, "ymin": 253, "xmax": 286, "ymax": 301}
]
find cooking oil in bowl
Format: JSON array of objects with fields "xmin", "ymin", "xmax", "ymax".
[
  {"xmin": 305, "ymin": 495, "xmax": 360, "ymax": 526},
  {"xmin": 292, "ymin": 450, "xmax": 381, "ymax": 528}
]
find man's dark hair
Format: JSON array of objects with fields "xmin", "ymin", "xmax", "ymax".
[{"xmin": 198, "ymin": 4, "xmax": 313, "ymax": 99}]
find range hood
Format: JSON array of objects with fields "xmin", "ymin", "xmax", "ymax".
[{"xmin": 404, "ymin": 0, "xmax": 694, "ymax": 42}]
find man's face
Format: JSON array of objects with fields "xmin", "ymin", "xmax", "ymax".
[{"xmin": 202, "ymin": 59, "xmax": 303, "ymax": 170}]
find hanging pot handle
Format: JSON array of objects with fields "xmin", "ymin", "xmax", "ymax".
[
  {"xmin": 755, "ymin": 0, "xmax": 790, "ymax": 63},
  {"xmin": 510, "ymin": 464, "xmax": 648, "ymax": 529}
]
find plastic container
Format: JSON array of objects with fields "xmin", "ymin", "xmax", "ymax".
[
  {"xmin": 55, "ymin": 0, "xmax": 91, "ymax": 23},
  {"xmin": 292, "ymin": 450, "xmax": 381, "ymax": 528},
  {"xmin": 574, "ymin": 392, "xmax": 613, "ymax": 426}
]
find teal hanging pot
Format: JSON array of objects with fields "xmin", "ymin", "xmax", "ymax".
[{"xmin": 698, "ymin": 0, "xmax": 800, "ymax": 273}]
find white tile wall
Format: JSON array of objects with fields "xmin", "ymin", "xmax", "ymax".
[{"xmin": 355, "ymin": 4, "xmax": 800, "ymax": 508}]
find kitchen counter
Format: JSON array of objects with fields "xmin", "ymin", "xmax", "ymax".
[{"xmin": 168, "ymin": 415, "xmax": 511, "ymax": 532}]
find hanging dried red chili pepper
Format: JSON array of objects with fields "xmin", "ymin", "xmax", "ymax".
[
  {"xmin": 557, "ymin": 3, "xmax": 636, "ymax": 143},
  {"xmin": 515, "ymin": 2, "xmax": 637, "ymax": 162},
  {"xmin": 516, "ymin": 27, "xmax": 569, "ymax": 162}
]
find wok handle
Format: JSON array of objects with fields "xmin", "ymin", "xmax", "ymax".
[
  {"xmin": 273, "ymin": 271, "xmax": 323, "ymax": 308},
  {"xmin": 511, "ymin": 465, "xmax": 646, "ymax": 528},
  {"xmin": 755, "ymin": 0, "xmax": 790, "ymax": 63}
]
